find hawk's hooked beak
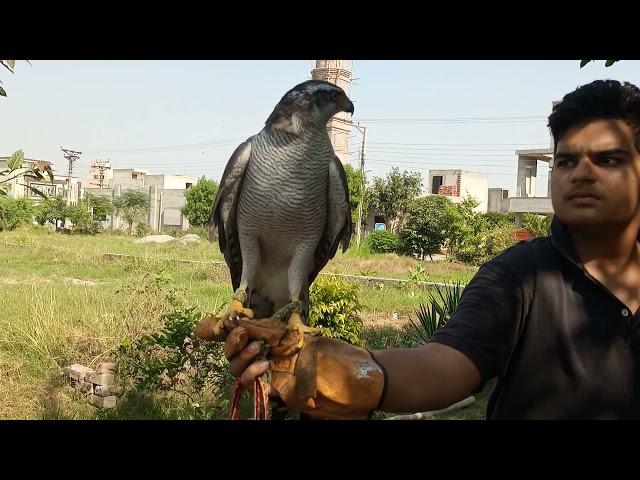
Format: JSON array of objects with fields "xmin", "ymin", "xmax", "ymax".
[{"xmin": 344, "ymin": 99, "xmax": 355, "ymax": 115}]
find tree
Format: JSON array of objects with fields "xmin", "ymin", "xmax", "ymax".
[
  {"xmin": 181, "ymin": 177, "xmax": 218, "ymax": 227},
  {"xmin": 343, "ymin": 164, "xmax": 368, "ymax": 232},
  {"xmin": 113, "ymin": 190, "xmax": 150, "ymax": 234},
  {"xmin": 367, "ymin": 167, "xmax": 422, "ymax": 233},
  {"xmin": 84, "ymin": 193, "xmax": 113, "ymax": 222},
  {"xmin": 400, "ymin": 195, "xmax": 456, "ymax": 260},
  {"xmin": 458, "ymin": 195, "xmax": 486, "ymax": 233},
  {"xmin": 34, "ymin": 195, "xmax": 67, "ymax": 228},
  {"xmin": 445, "ymin": 195, "xmax": 482, "ymax": 260}
]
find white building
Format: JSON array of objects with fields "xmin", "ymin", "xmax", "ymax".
[
  {"xmin": 0, "ymin": 156, "xmax": 80, "ymax": 205},
  {"xmin": 427, "ymin": 169, "xmax": 489, "ymax": 213},
  {"xmin": 84, "ymin": 168, "xmax": 199, "ymax": 232}
]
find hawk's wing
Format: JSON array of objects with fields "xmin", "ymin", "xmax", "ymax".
[
  {"xmin": 209, "ymin": 139, "xmax": 252, "ymax": 290},
  {"xmin": 308, "ymin": 155, "xmax": 352, "ymax": 285}
]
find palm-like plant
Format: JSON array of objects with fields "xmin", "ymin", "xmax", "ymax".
[
  {"xmin": 1, "ymin": 150, "xmax": 54, "ymax": 198},
  {"xmin": 408, "ymin": 282, "xmax": 464, "ymax": 343}
]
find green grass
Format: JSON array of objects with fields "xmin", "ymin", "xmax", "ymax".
[{"xmin": 0, "ymin": 226, "xmax": 482, "ymax": 420}]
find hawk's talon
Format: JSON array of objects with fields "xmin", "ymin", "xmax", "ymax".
[
  {"xmin": 214, "ymin": 297, "xmax": 254, "ymax": 336},
  {"xmin": 285, "ymin": 311, "xmax": 321, "ymax": 349}
]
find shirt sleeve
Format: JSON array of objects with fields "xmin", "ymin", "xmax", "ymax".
[{"xmin": 430, "ymin": 244, "xmax": 530, "ymax": 385}]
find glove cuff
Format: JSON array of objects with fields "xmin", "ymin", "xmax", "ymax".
[{"xmin": 367, "ymin": 349, "xmax": 388, "ymax": 414}]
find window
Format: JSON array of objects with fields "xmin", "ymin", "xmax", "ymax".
[
  {"xmin": 131, "ymin": 173, "xmax": 137, "ymax": 179},
  {"xmin": 431, "ymin": 175, "xmax": 443, "ymax": 194},
  {"xmin": 185, "ymin": 183, "xmax": 193, "ymax": 189}
]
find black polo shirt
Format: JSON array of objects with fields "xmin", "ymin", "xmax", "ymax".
[{"xmin": 431, "ymin": 217, "xmax": 640, "ymax": 419}]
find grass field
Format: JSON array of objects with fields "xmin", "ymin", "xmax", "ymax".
[{"xmin": 0, "ymin": 226, "xmax": 486, "ymax": 420}]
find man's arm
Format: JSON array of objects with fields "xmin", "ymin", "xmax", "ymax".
[{"xmin": 372, "ymin": 342, "xmax": 481, "ymax": 413}]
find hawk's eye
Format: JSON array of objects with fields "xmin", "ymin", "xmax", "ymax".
[{"xmin": 330, "ymin": 91, "xmax": 339, "ymax": 101}]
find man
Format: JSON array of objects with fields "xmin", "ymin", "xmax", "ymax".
[{"xmin": 221, "ymin": 79, "xmax": 640, "ymax": 419}]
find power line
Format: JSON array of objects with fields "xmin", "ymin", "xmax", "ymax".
[
  {"xmin": 362, "ymin": 141, "xmax": 550, "ymax": 146},
  {"xmin": 352, "ymin": 115, "xmax": 547, "ymax": 124},
  {"xmin": 357, "ymin": 151, "xmax": 518, "ymax": 157},
  {"xmin": 82, "ymin": 137, "xmax": 245, "ymax": 154}
]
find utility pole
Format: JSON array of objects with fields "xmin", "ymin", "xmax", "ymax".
[
  {"xmin": 61, "ymin": 147, "xmax": 81, "ymax": 206},
  {"xmin": 90, "ymin": 159, "xmax": 111, "ymax": 189},
  {"xmin": 353, "ymin": 123, "xmax": 367, "ymax": 247}
]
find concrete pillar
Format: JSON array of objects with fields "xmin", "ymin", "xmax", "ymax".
[
  {"xmin": 158, "ymin": 190, "xmax": 163, "ymax": 232},
  {"xmin": 149, "ymin": 185, "xmax": 159, "ymax": 232},
  {"xmin": 515, "ymin": 212, "xmax": 523, "ymax": 228},
  {"xmin": 111, "ymin": 184, "xmax": 121, "ymax": 230},
  {"xmin": 517, "ymin": 156, "xmax": 537, "ymax": 197}
]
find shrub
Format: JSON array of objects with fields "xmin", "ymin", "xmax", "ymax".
[
  {"xmin": 309, "ymin": 276, "xmax": 363, "ymax": 346},
  {"xmin": 367, "ymin": 230, "xmax": 399, "ymax": 254},
  {"xmin": 116, "ymin": 306, "xmax": 233, "ymax": 419},
  {"xmin": 0, "ymin": 197, "xmax": 34, "ymax": 231}
]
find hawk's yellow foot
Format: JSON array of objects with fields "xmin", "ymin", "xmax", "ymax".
[
  {"xmin": 285, "ymin": 311, "xmax": 321, "ymax": 349},
  {"xmin": 213, "ymin": 289, "xmax": 254, "ymax": 337},
  {"xmin": 271, "ymin": 301, "xmax": 321, "ymax": 349}
]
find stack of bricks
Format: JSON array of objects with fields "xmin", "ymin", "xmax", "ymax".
[
  {"xmin": 65, "ymin": 362, "xmax": 118, "ymax": 409},
  {"xmin": 438, "ymin": 185, "xmax": 460, "ymax": 197}
]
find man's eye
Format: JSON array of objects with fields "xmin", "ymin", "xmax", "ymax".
[{"xmin": 598, "ymin": 157, "xmax": 618, "ymax": 166}]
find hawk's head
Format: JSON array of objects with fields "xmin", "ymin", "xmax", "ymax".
[{"xmin": 266, "ymin": 80, "xmax": 354, "ymax": 135}]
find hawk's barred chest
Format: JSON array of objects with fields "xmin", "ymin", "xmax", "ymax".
[{"xmin": 238, "ymin": 128, "xmax": 335, "ymax": 235}]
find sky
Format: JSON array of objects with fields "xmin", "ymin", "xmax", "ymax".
[{"xmin": 2, "ymin": 60, "xmax": 640, "ymax": 197}]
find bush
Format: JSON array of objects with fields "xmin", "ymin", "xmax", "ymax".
[
  {"xmin": 309, "ymin": 276, "xmax": 364, "ymax": 345},
  {"xmin": 136, "ymin": 222, "xmax": 151, "ymax": 237},
  {"xmin": 366, "ymin": 230, "xmax": 399, "ymax": 254},
  {"xmin": 453, "ymin": 225, "xmax": 519, "ymax": 265},
  {"xmin": 116, "ymin": 306, "xmax": 233, "ymax": 419},
  {"xmin": 523, "ymin": 213, "xmax": 552, "ymax": 236},
  {"xmin": 483, "ymin": 225, "xmax": 519, "ymax": 261},
  {"xmin": 0, "ymin": 197, "xmax": 34, "ymax": 231},
  {"xmin": 66, "ymin": 204, "xmax": 102, "ymax": 235}
]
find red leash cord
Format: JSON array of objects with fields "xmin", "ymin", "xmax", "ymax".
[{"xmin": 229, "ymin": 376, "xmax": 271, "ymax": 420}]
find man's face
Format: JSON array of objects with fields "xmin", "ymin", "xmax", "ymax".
[{"xmin": 551, "ymin": 119, "xmax": 640, "ymax": 229}]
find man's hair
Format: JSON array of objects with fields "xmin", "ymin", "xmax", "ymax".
[{"xmin": 548, "ymin": 80, "xmax": 640, "ymax": 152}]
